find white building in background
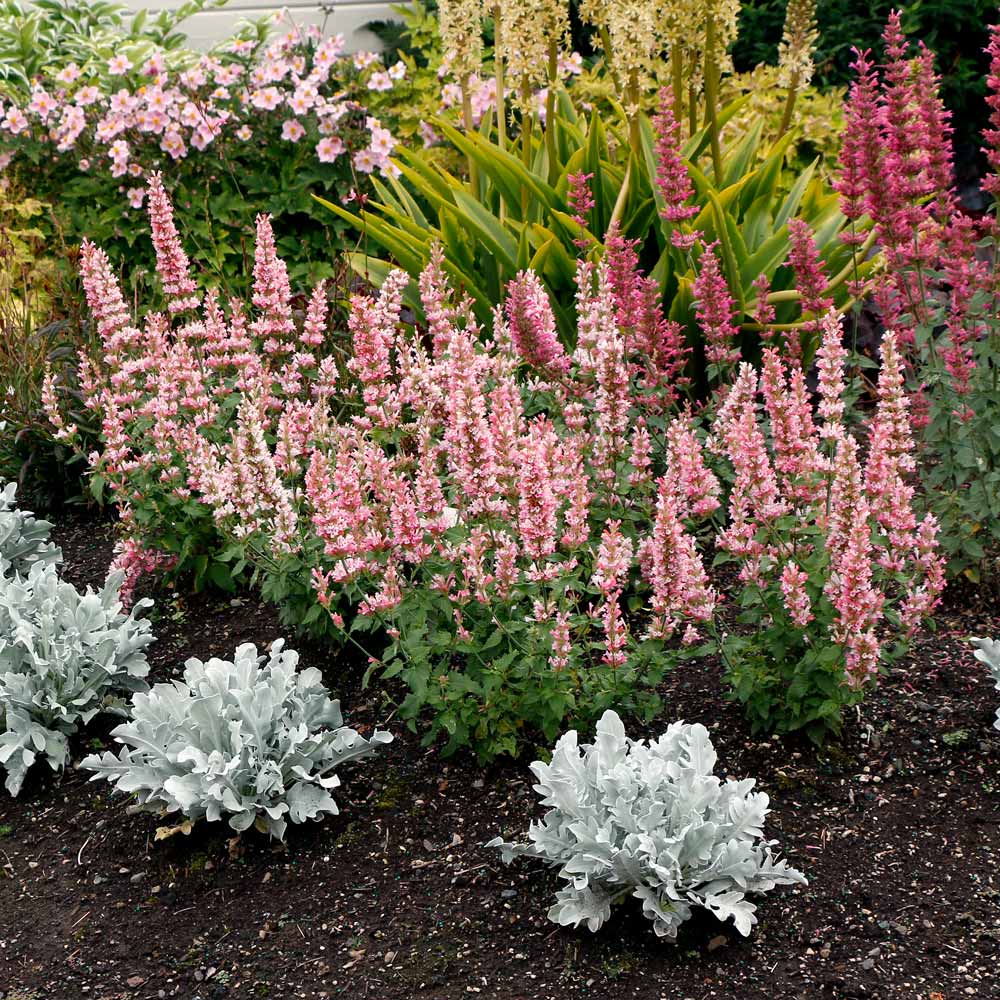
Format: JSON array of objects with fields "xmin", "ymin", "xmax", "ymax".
[{"xmin": 120, "ymin": 0, "xmax": 393, "ymax": 51}]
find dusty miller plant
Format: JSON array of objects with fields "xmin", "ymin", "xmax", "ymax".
[
  {"xmin": 488, "ymin": 710, "xmax": 806, "ymax": 939},
  {"xmin": 0, "ymin": 480, "xmax": 62, "ymax": 578},
  {"xmin": 0, "ymin": 565, "xmax": 153, "ymax": 795},
  {"xmin": 82, "ymin": 640, "xmax": 393, "ymax": 841},
  {"xmin": 971, "ymin": 637, "xmax": 1000, "ymax": 731}
]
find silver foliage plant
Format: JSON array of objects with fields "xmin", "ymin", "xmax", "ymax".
[
  {"xmin": 971, "ymin": 637, "xmax": 1000, "ymax": 731},
  {"xmin": 488, "ymin": 710, "xmax": 806, "ymax": 940},
  {"xmin": 82, "ymin": 640, "xmax": 393, "ymax": 841},
  {"xmin": 0, "ymin": 566, "xmax": 154, "ymax": 795},
  {"xmin": 0, "ymin": 481, "xmax": 62, "ymax": 579}
]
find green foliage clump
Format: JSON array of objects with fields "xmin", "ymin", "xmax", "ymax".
[
  {"xmin": 910, "ymin": 299, "xmax": 1000, "ymax": 582},
  {"xmin": 0, "ymin": 184, "xmax": 92, "ymax": 507}
]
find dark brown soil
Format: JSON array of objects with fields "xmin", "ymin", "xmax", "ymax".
[{"xmin": 1, "ymin": 511, "xmax": 999, "ymax": 1000}]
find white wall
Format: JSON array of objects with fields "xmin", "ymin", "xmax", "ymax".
[{"xmin": 120, "ymin": 1, "xmax": 396, "ymax": 52}]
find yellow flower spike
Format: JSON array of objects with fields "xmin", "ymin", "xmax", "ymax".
[{"xmin": 438, "ymin": 0, "xmax": 484, "ymax": 84}]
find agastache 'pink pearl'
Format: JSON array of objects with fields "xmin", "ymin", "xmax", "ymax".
[
  {"xmin": 567, "ymin": 171, "xmax": 595, "ymax": 247},
  {"xmin": 814, "ymin": 310, "xmax": 847, "ymax": 437},
  {"xmin": 79, "ymin": 239, "xmax": 134, "ymax": 353},
  {"xmin": 693, "ymin": 244, "xmax": 740, "ymax": 367},
  {"xmin": 664, "ymin": 416, "xmax": 720, "ymax": 518},
  {"xmin": 642, "ymin": 478, "xmax": 716, "ymax": 640},
  {"xmin": 251, "ymin": 213, "xmax": 296, "ymax": 352},
  {"xmin": 599, "ymin": 592, "xmax": 629, "ymax": 669},
  {"xmin": 548, "ymin": 610, "xmax": 572, "ymax": 671},
  {"xmin": 824, "ymin": 480, "xmax": 884, "ymax": 686},
  {"xmin": 517, "ymin": 426, "xmax": 558, "ymax": 562},
  {"xmin": 504, "ymin": 269, "xmax": 570, "ymax": 374},
  {"xmin": 652, "ymin": 87, "xmax": 697, "ymax": 224},
  {"xmin": 347, "ymin": 269, "xmax": 407, "ymax": 422},
  {"xmin": 592, "ymin": 519, "xmax": 634, "ymax": 595},
  {"xmin": 786, "ymin": 219, "xmax": 832, "ymax": 348},
  {"xmin": 146, "ymin": 172, "xmax": 200, "ymax": 314},
  {"xmin": 760, "ymin": 349, "xmax": 826, "ymax": 500},
  {"xmin": 780, "ymin": 562, "xmax": 813, "ymax": 628}
]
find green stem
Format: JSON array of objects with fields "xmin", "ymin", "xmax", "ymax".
[
  {"xmin": 334, "ymin": 615, "xmax": 384, "ymax": 675},
  {"xmin": 492, "ymin": 8, "xmax": 506, "ymax": 152},
  {"xmin": 765, "ymin": 290, "xmax": 809, "ymax": 304},
  {"xmin": 670, "ymin": 47, "xmax": 685, "ymax": 126},
  {"xmin": 707, "ymin": 618, "xmax": 736, "ymax": 677},
  {"xmin": 703, "ymin": 14, "xmax": 724, "ymax": 181},
  {"xmin": 545, "ymin": 38, "xmax": 559, "ymax": 186},
  {"xmin": 492, "ymin": 5, "xmax": 506, "ymax": 223},
  {"xmin": 520, "ymin": 81, "xmax": 533, "ymax": 218},
  {"xmin": 687, "ymin": 69, "xmax": 698, "ymax": 135},
  {"xmin": 846, "ymin": 220, "xmax": 862, "ymax": 353},
  {"xmin": 461, "ymin": 74, "xmax": 479, "ymax": 194},
  {"xmin": 776, "ymin": 70, "xmax": 800, "ymax": 138},
  {"xmin": 598, "ymin": 25, "xmax": 623, "ymax": 97},
  {"xmin": 626, "ymin": 70, "xmax": 641, "ymax": 157},
  {"xmin": 743, "ymin": 299, "xmax": 861, "ymax": 334}
]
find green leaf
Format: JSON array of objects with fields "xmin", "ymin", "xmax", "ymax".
[
  {"xmin": 706, "ymin": 189, "xmax": 748, "ymax": 314},
  {"xmin": 774, "ymin": 158, "xmax": 818, "ymax": 232},
  {"xmin": 451, "ymin": 188, "xmax": 518, "ymax": 270},
  {"xmin": 438, "ymin": 122, "xmax": 561, "ymax": 218},
  {"xmin": 721, "ymin": 119, "xmax": 764, "ymax": 188}
]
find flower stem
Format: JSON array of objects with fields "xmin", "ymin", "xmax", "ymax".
[
  {"xmin": 520, "ymin": 81, "xmax": 533, "ymax": 217},
  {"xmin": 670, "ymin": 47, "xmax": 685, "ymax": 127},
  {"xmin": 703, "ymin": 14, "xmax": 724, "ymax": 181},
  {"xmin": 492, "ymin": 5, "xmax": 506, "ymax": 223},
  {"xmin": 777, "ymin": 70, "xmax": 800, "ymax": 138},
  {"xmin": 545, "ymin": 37, "xmax": 559, "ymax": 186},
  {"xmin": 461, "ymin": 74, "xmax": 479, "ymax": 194}
]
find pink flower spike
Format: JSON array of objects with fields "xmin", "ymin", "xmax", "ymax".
[
  {"xmin": 664, "ymin": 416, "xmax": 720, "ymax": 518},
  {"xmin": 517, "ymin": 427, "xmax": 558, "ymax": 562},
  {"xmin": 834, "ymin": 48, "xmax": 884, "ymax": 230},
  {"xmin": 815, "ymin": 310, "xmax": 847, "ymax": 438},
  {"xmin": 78, "ymin": 239, "xmax": 133, "ymax": 350},
  {"xmin": 780, "ymin": 562, "xmax": 813, "ymax": 627},
  {"xmin": 693, "ymin": 244, "xmax": 740, "ymax": 368},
  {"xmin": 592, "ymin": 519, "xmax": 634, "ymax": 596},
  {"xmin": 146, "ymin": 173, "xmax": 200, "ymax": 314},
  {"xmin": 567, "ymin": 171, "xmax": 595, "ymax": 248},
  {"xmin": 599, "ymin": 591, "xmax": 629, "ymax": 670},
  {"xmin": 504, "ymin": 270, "xmax": 570, "ymax": 375},
  {"xmin": 548, "ymin": 610, "xmax": 573, "ymax": 672},
  {"xmin": 787, "ymin": 218, "xmax": 832, "ymax": 347},
  {"xmin": 752, "ymin": 272, "xmax": 776, "ymax": 330},
  {"xmin": 250, "ymin": 213, "xmax": 296, "ymax": 352},
  {"xmin": 301, "ymin": 280, "xmax": 328, "ymax": 348},
  {"xmin": 652, "ymin": 87, "xmax": 697, "ymax": 224},
  {"xmin": 642, "ymin": 478, "xmax": 716, "ymax": 639},
  {"xmin": 604, "ymin": 229, "xmax": 689, "ymax": 400},
  {"xmin": 984, "ymin": 21, "xmax": 1000, "ymax": 198}
]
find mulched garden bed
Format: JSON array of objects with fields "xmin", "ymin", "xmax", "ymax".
[{"xmin": 1, "ymin": 511, "xmax": 998, "ymax": 1000}]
